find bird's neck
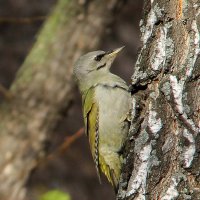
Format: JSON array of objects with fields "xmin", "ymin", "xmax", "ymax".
[{"xmin": 79, "ymin": 72, "xmax": 127, "ymax": 94}]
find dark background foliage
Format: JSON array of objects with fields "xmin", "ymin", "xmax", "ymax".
[{"xmin": 0, "ymin": 1, "xmax": 143, "ymax": 199}]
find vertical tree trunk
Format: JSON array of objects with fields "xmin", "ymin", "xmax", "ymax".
[
  {"xmin": 118, "ymin": 0, "xmax": 200, "ymax": 199},
  {"xmin": 0, "ymin": 0, "xmax": 121, "ymax": 200}
]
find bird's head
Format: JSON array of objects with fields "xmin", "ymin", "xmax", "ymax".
[{"xmin": 73, "ymin": 47, "xmax": 124, "ymax": 89}]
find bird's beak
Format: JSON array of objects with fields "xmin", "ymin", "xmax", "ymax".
[
  {"xmin": 105, "ymin": 46, "xmax": 125, "ymax": 68},
  {"xmin": 106, "ymin": 46, "xmax": 125, "ymax": 58}
]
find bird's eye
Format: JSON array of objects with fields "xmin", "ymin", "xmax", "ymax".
[{"xmin": 94, "ymin": 53, "xmax": 105, "ymax": 61}]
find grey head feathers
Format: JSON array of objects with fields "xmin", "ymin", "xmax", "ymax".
[
  {"xmin": 73, "ymin": 50, "xmax": 108, "ymax": 81},
  {"xmin": 73, "ymin": 47, "xmax": 125, "ymax": 93}
]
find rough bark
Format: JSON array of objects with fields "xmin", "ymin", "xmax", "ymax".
[
  {"xmin": 0, "ymin": 0, "xmax": 121, "ymax": 199},
  {"xmin": 118, "ymin": 0, "xmax": 200, "ymax": 199}
]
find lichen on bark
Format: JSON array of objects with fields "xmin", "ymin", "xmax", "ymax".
[{"xmin": 118, "ymin": 0, "xmax": 200, "ymax": 199}]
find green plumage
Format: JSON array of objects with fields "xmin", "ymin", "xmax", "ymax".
[
  {"xmin": 83, "ymin": 88, "xmax": 101, "ymax": 181},
  {"xmin": 73, "ymin": 47, "xmax": 131, "ymax": 191}
]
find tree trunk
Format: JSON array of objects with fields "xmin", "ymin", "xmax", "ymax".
[
  {"xmin": 118, "ymin": 0, "xmax": 200, "ymax": 199},
  {"xmin": 0, "ymin": 0, "xmax": 121, "ymax": 199}
]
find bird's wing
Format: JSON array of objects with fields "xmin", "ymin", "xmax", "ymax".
[
  {"xmin": 83, "ymin": 87, "xmax": 101, "ymax": 183},
  {"xmin": 82, "ymin": 88, "xmax": 94, "ymax": 136}
]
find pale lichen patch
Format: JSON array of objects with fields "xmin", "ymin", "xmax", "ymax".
[
  {"xmin": 161, "ymin": 81, "xmax": 171, "ymax": 100},
  {"xmin": 134, "ymin": 130, "xmax": 149, "ymax": 155},
  {"xmin": 131, "ymin": 97, "xmax": 137, "ymax": 121},
  {"xmin": 126, "ymin": 144, "xmax": 152, "ymax": 198},
  {"xmin": 165, "ymin": 37, "xmax": 174, "ymax": 61},
  {"xmin": 186, "ymin": 20, "xmax": 200, "ymax": 77},
  {"xmin": 182, "ymin": 129, "xmax": 195, "ymax": 168},
  {"xmin": 170, "ymin": 75, "xmax": 184, "ymax": 114},
  {"xmin": 140, "ymin": 9, "xmax": 157, "ymax": 45},
  {"xmin": 169, "ymin": 76, "xmax": 199, "ymax": 134},
  {"xmin": 162, "ymin": 136, "xmax": 174, "ymax": 154},
  {"xmin": 161, "ymin": 177, "xmax": 179, "ymax": 200},
  {"xmin": 148, "ymin": 110, "xmax": 162, "ymax": 137},
  {"xmin": 150, "ymin": 27, "xmax": 167, "ymax": 71},
  {"xmin": 141, "ymin": 4, "xmax": 163, "ymax": 45}
]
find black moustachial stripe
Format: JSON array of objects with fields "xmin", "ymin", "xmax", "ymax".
[{"xmin": 97, "ymin": 63, "xmax": 106, "ymax": 70}]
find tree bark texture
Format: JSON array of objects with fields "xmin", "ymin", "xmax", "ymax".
[
  {"xmin": 118, "ymin": 0, "xmax": 200, "ymax": 200},
  {"xmin": 0, "ymin": 0, "xmax": 121, "ymax": 199}
]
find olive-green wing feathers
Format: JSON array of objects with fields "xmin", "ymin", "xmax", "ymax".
[
  {"xmin": 82, "ymin": 88, "xmax": 95, "ymax": 136},
  {"xmin": 82, "ymin": 88, "xmax": 101, "ymax": 182},
  {"xmin": 82, "ymin": 87, "xmax": 121, "ymax": 191}
]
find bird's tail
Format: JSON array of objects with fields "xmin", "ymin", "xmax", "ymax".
[{"xmin": 99, "ymin": 153, "xmax": 121, "ymax": 192}]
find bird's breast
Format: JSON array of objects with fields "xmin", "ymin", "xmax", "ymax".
[{"xmin": 94, "ymin": 84, "xmax": 130, "ymax": 150}]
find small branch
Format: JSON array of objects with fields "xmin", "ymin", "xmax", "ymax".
[{"xmin": 47, "ymin": 127, "xmax": 85, "ymax": 161}]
